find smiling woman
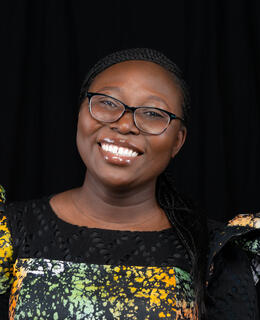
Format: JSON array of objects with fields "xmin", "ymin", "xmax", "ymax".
[
  {"xmin": 1, "ymin": 49, "xmax": 260, "ymax": 320},
  {"xmin": 76, "ymin": 59, "xmax": 187, "ymax": 194}
]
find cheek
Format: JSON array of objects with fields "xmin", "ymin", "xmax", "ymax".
[
  {"xmin": 78, "ymin": 105, "xmax": 105, "ymax": 136},
  {"xmin": 150, "ymin": 129, "xmax": 177, "ymax": 157},
  {"xmin": 146, "ymin": 134, "xmax": 176, "ymax": 174},
  {"xmin": 76, "ymin": 108, "xmax": 101, "ymax": 164}
]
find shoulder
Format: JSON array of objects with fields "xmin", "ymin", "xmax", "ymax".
[
  {"xmin": 207, "ymin": 212, "xmax": 260, "ymax": 285},
  {"xmin": 206, "ymin": 213, "xmax": 260, "ymax": 319},
  {"xmin": 207, "ymin": 213, "xmax": 260, "ymax": 267},
  {"xmin": 207, "ymin": 213, "xmax": 260, "ymax": 257},
  {"xmin": 3, "ymin": 195, "xmax": 51, "ymax": 237},
  {"xmin": 5, "ymin": 195, "xmax": 50, "ymax": 215},
  {"xmin": 208, "ymin": 212, "xmax": 260, "ymax": 232}
]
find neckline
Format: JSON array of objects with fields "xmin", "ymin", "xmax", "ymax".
[{"xmin": 44, "ymin": 194, "xmax": 173, "ymax": 234}]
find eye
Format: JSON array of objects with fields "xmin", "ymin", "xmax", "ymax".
[
  {"xmin": 100, "ymin": 99, "xmax": 117, "ymax": 108},
  {"xmin": 94, "ymin": 96, "xmax": 122, "ymax": 110},
  {"xmin": 142, "ymin": 109, "xmax": 165, "ymax": 119}
]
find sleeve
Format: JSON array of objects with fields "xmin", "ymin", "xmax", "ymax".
[
  {"xmin": 0, "ymin": 185, "xmax": 15, "ymax": 294},
  {"xmin": 228, "ymin": 213, "xmax": 260, "ymax": 284},
  {"xmin": 0, "ymin": 185, "xmax": 6, "ymax": 204}
]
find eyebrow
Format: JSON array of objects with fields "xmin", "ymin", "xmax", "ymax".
[
  {"xmin": 95, "ymin": 86, "xmax": 122, "ymax": 93},
  {"xmin": 145, "ymin": 95, "xmax": 169, "ymax": 108}
]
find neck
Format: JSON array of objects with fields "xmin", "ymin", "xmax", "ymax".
[{"xmin": 71, "ymin": 171, "xmax": 169, "ymax": 231}]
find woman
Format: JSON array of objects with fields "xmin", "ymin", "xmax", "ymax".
[{"xmin": 0, "ymin": 48, "xmax": 259, "ymax": 320}]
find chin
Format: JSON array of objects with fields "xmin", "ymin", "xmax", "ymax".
[{"xmin": 98, "ymin": 173, "xmax": 137, "ymax": 190}]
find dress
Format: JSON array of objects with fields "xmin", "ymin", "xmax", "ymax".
[
  {"xmin": 0, "ymin": 194, "xmax": 196, "ymax": 319},
  {"xmin": 0, "ymin": 185, "xmax": 259, "ymax": 319}
]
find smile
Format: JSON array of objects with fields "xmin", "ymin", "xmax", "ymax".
[{"xmin": 101, "ymin": 143, "xmax": 139, "ymax": 157}]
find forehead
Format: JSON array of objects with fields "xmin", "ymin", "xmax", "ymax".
[
  {"xmin": 89, "ymin": 61, "xmax": 183, "ymax": 112},
  {"xmin": 90, "ymin": 60, "xmax": 176, "ymax": 87}
]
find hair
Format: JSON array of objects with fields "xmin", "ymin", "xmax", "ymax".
[
  {"xmin": 79, "ymin": 48, "xmax": 191, "ymax": 126},
  {"xmin": 79, "ymin": 48, "xmax": 208, "ymax": 319},
  {"xmin": 156, "ymin": 170, "xmax": 208, "ymax": 319}
]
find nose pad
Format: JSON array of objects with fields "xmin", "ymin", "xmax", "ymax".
[{"xmin": 109, "ymin": 110, "xmax": 140, "ymax": 134}]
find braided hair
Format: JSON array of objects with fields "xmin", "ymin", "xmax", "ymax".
[
  {"xmin": 156, "ymin": 171, "xmax": 208, "ymax": 320},
  {"xmin": 79, "ymin": 48, "xmax": 208, "ymax": 319}
]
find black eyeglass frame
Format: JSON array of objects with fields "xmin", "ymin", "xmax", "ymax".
[{"xmin": 84, "ymin": 92, "xmax": 185, "ymax": 134}]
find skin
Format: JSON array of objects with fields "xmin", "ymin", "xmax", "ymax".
[{"xmin": 50, "ymin": 60, "xmax": 187, "ymax": 231}]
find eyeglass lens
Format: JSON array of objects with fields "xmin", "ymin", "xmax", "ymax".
[{"xmin": 89, "ymin": 95, "xmax": 170, "ymax": 134}]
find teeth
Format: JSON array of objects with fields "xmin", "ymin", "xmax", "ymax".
[
  {"xmin": 101, "ymin": 143, "xmax": 138, "ymax": 157},
  {"xmin": 113, "ymin": 146, "xmax": 118, "ymax": 154}
]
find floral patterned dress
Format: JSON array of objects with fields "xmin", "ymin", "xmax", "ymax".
[{"xmin": 0, "ymin": 186, "xmax": 196, "ymax": 319}]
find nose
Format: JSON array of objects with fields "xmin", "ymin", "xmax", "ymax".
[{"xmin": 109, "ymin": 110, "xmax": 140, "ymax": 135}]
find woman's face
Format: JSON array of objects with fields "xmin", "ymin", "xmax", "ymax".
[{"xmin": 77, "ymin": 60, "xmax": 187, "ymax": 189}]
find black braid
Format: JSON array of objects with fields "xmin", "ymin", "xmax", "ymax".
[
  {"xmin": 156, "ymin": 170, "xmax": 208, "ymax": 320},
  {"xmin": 79, "ymin": 48, "xmax": 191, "ymax": 125}
]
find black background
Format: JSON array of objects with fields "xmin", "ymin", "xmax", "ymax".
[{"xmin": 1, "ymin": 0, "xmax": 260, "ymax": 222}]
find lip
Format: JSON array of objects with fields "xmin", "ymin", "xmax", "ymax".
[
  {"xmin": 97, "ymin": 137, "xmax": 144, "ymax": 166},
  {"xmin": 97, "ymin": 137, "xmax": 144, "ymax": 155}
]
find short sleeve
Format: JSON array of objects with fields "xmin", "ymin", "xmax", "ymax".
[
  {"xmin": 228, "ymin": 213, "xmax": 260, "ymax": 284},
  {"xmin": 0, "ymin": 185, "xmax": 14, "ymax": 294}
]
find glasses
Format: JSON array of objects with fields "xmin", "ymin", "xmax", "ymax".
[{"xmin": 85, "ymin": 92, "xmax": 185, "ymax": 135}]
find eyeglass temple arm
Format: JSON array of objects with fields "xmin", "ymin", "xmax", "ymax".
[{"xmin": 168, "ymin": 112, "xmax": 185, "ymax": 124}]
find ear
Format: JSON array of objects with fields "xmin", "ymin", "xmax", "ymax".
[{"xmin": 171, "ymin": 126, "xmax": 187, "ymax": 158}]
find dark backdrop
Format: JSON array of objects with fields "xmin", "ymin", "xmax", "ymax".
[{"xmin": 1, "ymin": 0, "xmax": 260, "ymax": 222}]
